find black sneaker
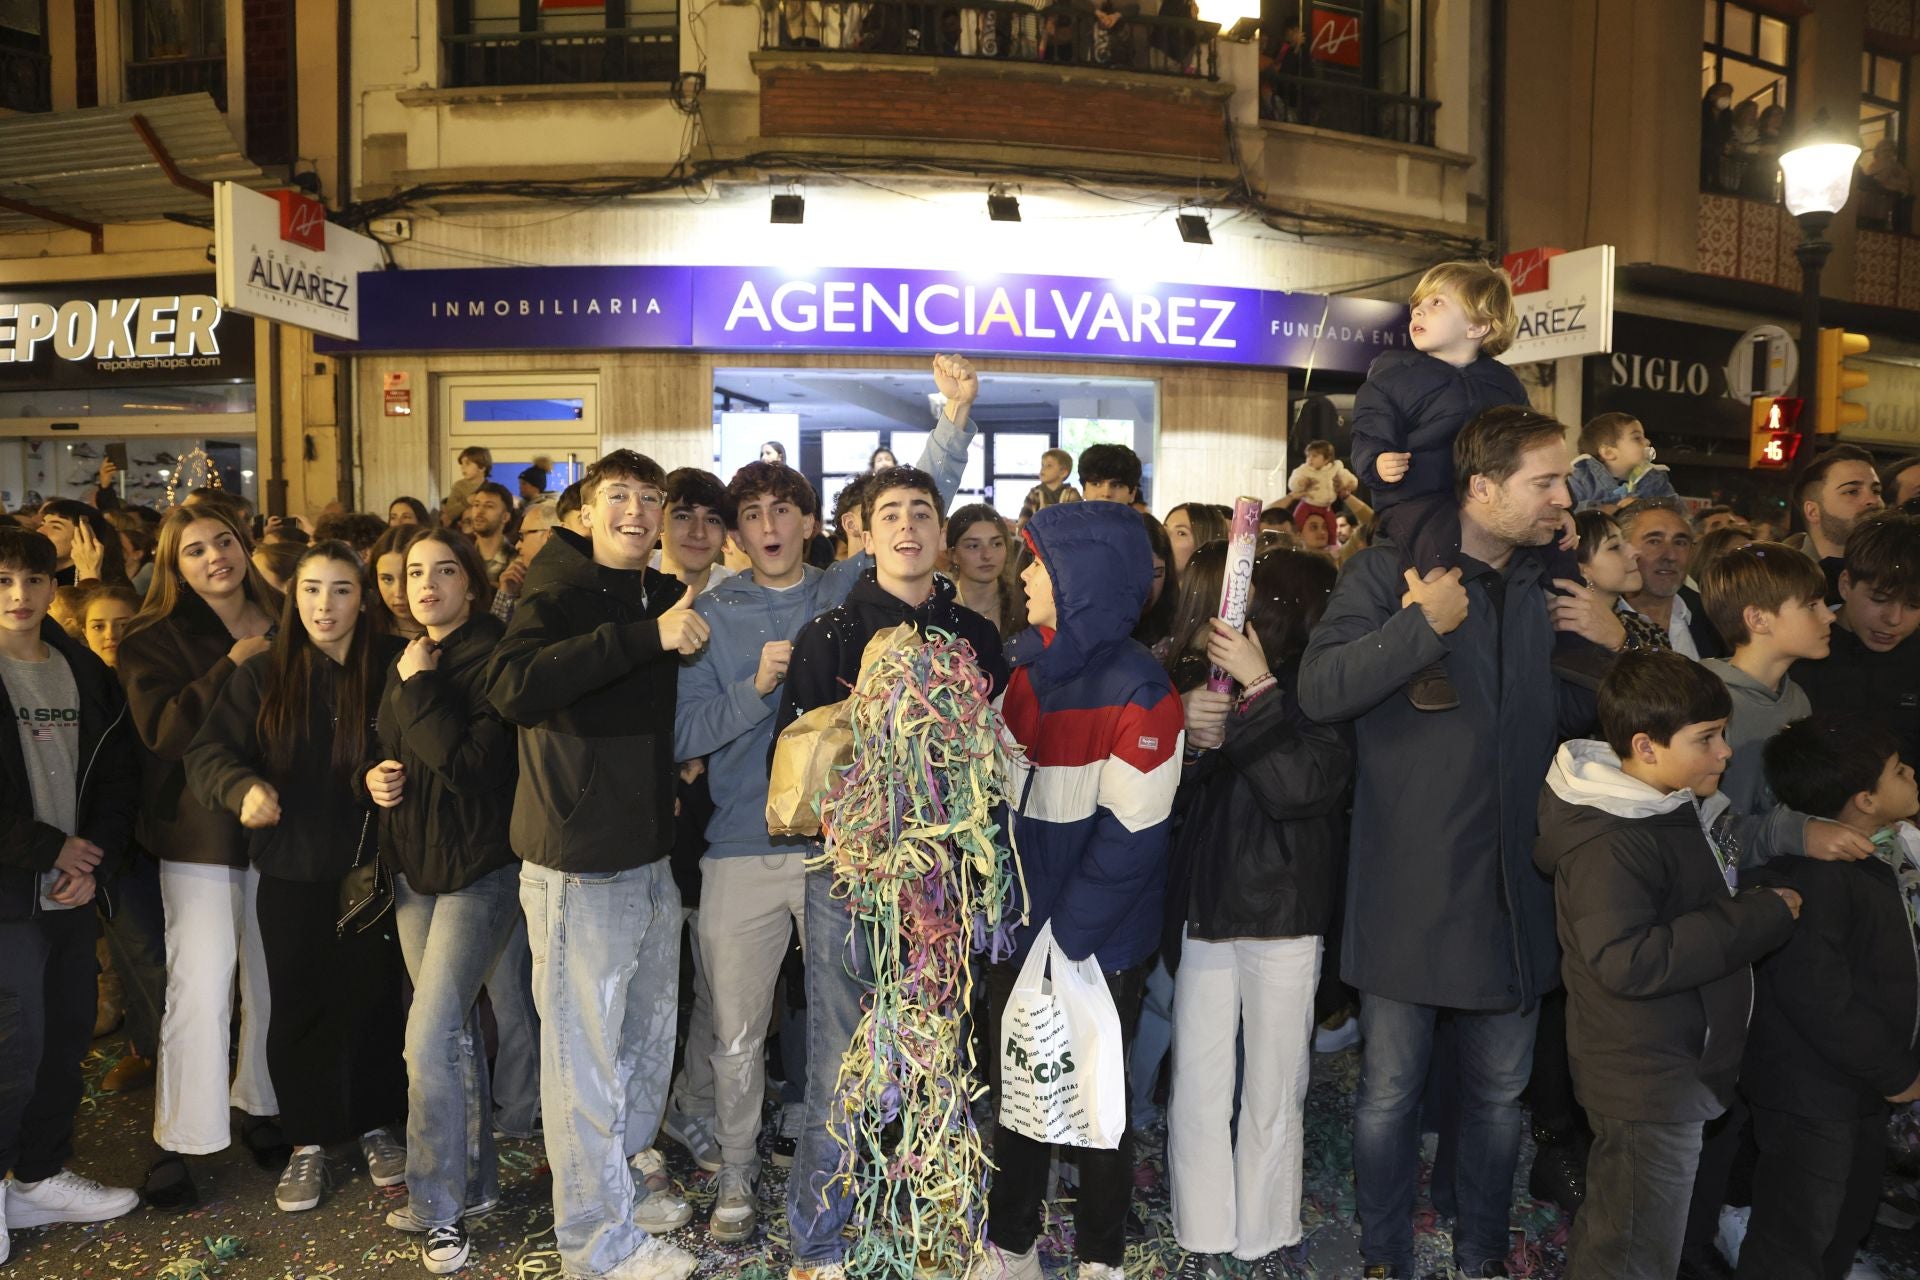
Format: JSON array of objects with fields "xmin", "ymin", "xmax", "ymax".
[
  {"xmin": 769, "ymin": 1101, "xmax": 802, "ymax": 1169},
  {"xmin": 1677, "ymin": 1245, "xmax": 1736, "ymax": 1280},
  {"xmin": 1404, "ymin": 661, "xmax": 1459, "ymax": 711},
  {"xmin": 422, "ymin": 1222, "xmax": 472, "ymax": 1275},
  {"xmin": 240, "ymin": 1115, "xmax": 293, "ymax": 1171},
  {"xmin": 1173, "ymin": 1254, "xmax": 1227, "ymax": 1280},
  {"xmin": 140, "ymin": 1153, "xmax": 198, "ymax": 1212}
]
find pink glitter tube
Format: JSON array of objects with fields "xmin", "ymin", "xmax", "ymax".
[{"xmin": 1206, "ymin": 496, "xmax": 1262, "ymax": 693}]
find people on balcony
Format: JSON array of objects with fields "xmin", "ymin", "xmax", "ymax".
[
  {"xmin": 1701, "ymin": 82, "xmax": 1734, "ymax": 192},
  {"xmin": 1856, "ymin": 139, "xmax": 1913, "ymax": 234}
]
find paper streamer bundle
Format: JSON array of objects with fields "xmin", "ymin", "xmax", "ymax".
[
  {"xmin": 809, "ymin": 622, "xmax": 1025, "ymax": 1279},
  {"xmin": 1206, "ymin": 496, "xmax": 1263, "ymax": 693}
]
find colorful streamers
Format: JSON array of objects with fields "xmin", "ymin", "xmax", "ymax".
[{"xmin": 809, "ymin": 624, "xmax": 1025, "ymax": 1280}]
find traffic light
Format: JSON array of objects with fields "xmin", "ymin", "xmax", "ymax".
[
  {"xmin": 1750, "ymin": 396, "xmax": 1805, "ymax": 470},
  {"xmin": 1815, "ymin": 327, "xmax": 1870, "ymax": 435}
]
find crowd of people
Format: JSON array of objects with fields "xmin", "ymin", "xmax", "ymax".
[
  {"xmin": 5, "ymin": 258, "xmax": 1920, "ymax": 1280},
  {"xmin": 1699, "ymin": 83, "xmax": 1912, "ymax": 233}
]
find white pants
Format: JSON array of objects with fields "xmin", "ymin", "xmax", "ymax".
[
  {"xmin": 695, "ymin": 853, "xmax": 808, "ymax": 1170},
  {"xmin": 153, "ymin": 861, "xmax": 276, "ymax": 1154},
  {"xmin": 1168, "ymin": 933, "xmax": 1322, "ymax": 1260}
]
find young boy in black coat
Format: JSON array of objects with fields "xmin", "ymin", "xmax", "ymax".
[
  {"xmin": 1535, "ymin": 650, "xmax": 1800, "ymax": 1280},
  {"xmin": 1737, "ymin": 715, "xmax": 1920, "ymax": 1279},
  {"xmin": 0, "ymin": 528, "xmax": 142, "ymax": 1264}
]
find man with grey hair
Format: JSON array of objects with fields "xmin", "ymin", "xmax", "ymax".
[
  {"xmin": 492, "ymin": 499, "xmax": 558, "ymax": 623},
  {"xmin": 1617, "ymin": 497, "xmax": 1724, "ymax": 660}
]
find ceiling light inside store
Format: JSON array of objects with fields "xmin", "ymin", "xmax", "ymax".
[
  {"xmin": 1177, "ymin": 213, "xmax": 1212, "ymax": 245},
  {"xmin": 770, "ymin": 193, "xmax": 805, "ymax": 224}
]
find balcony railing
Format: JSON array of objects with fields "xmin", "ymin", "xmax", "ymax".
[
  {"xmin": 0, "ymin": 44, "xmax": 50, "ymax": 113},
  {"xmin": 125, "ymin": 55, "xmax": 227, "ymax": 110},
  {"xmin": 763, "ymin": 0, "xmax": 1220, "ymax": 81},
  {"xmin": 443, "ymin": 26, "xmax": 679, "ymax": 88},
  {"xmin": 1260, "ymin": 72, "xmax": 1437, "ymax": 148}
]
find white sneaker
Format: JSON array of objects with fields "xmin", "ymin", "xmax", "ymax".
[
  {"xmin": 1715, "ymin": 1203, "xmax": 1750, "ymax": 1269},
  {"xmin": 966, "ymin": 1244, "xmax": 1043, "ymax": 1280},
  {"xmin": 1848, "ymin": 1262, "xmax": 1885, "ymax": 1280},
  {"xmin": 1079, "ymin": 1265, "xmax": 1126, "ymax": 1280},
  {"xmin": 708, "ymin": 1166, "xmax": 757, "ymax": 1243},
  {"xmin": 4, "ymin": 1170, "xmax": 140, "ymax": 1227},
  {"xmin": 605, "ymin": 1233, "xmax": 698, "ymax": 1280},
  {"xmin": 1313, "ymin": 1008, "xmax": 1361, "ymax": 1054},
  {"xmin": 628, "ymin": 1148, "xmax": 692, "ymax": 1234}
]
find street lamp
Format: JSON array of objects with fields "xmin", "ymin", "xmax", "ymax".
[{"xmin": 1779, "ymin": 108, "xmax": 1860, "ymax": 463}]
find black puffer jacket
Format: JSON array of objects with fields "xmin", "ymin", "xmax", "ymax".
[
  {"xmin": 486, "ymin": 528, "xmax": 686, "ymax": 874},
  {"xmin": 1167, "ymin": 676, "xmax": 1351, "ymax": 959},
  {"xmin": 1348, "ymin": 348, "xmax": 1529, "ymax": 504},
  {"xmin": 1535, "ymin": 741, "xmax": 1796, "ymax": 1123},
  {"xmin": 115, "ymin": 590, "xmax": 253, "ymax": 867},
  {"xmin": 0, "ymin": 622, "xmax": 138, "ymax": 922},
  {"xmin": 375, "ymin": 615, "xmax": 517, "ymax": 895},
  {"xmin": 186, "ymin": 639, "xmax": 400, "ymax": 883},
  {"xmin": 1742, "ymin": 850, "xmax": 1920, "ymax": 1120}
]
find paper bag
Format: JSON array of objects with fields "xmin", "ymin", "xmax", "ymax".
[{"xmin": 765, "ymin": 624, "xmax": 922, "ymax": 837}]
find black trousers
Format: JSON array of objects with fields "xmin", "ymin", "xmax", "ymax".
[
  {"xmin": 984, "ymin": 961, "xmax": 1148, "ymax": 1267},
  {"xmin": 99, "ymin": 853, "xmax": 168, "ymax": 1059},
  {"xmin": 255, "ymin": 874, "xmax": 407, "ymax": 1148},
  {"xmin": 0, "ymin": 906, "xmax": 99, "ymax": 1181},
  {"xmin": 1684, "ymin": 1096, "xmax": 1756, "ymax": 1251},
  {"xmin": 1525, "ymin": 987, "xmax": 1587, "ymax": 1140},
  {"xmin": 1736, "ymin": 1104, "xmax": 1885, "ymax": 1280}
]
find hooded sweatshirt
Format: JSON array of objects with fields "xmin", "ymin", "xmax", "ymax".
[
  {"xmin": 1535, "ymin": 740, "xmax": 1796, "ymax": 1123},
  {"xmin": 1703, "ymin": 656, "xmax": 1810, "ymax": 846},
  {"xmin": 1002, "ymin": 502, "xmax": 1185, "ymax": 970}
]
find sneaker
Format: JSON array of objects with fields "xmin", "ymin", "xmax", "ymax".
[
  {"xmin": 1173, "ymin": 1254, "xmax": 1227, "ymax": 1280},
  {"xmin": 361, "ymin": 1128, "xmax": 407, "ymax": 1188},
  {"xmin": 140, "ymin": 1153, "xmax": 199, "ymax": 1212},
  {"xmin": 708, "ymin": 1165, "xmax": 758, "ymax": 1243},
  {"xmin": 1714, "ymin": 1204, "xmax": 1750, "ymax": 1271},
  {"xmin": 628, "ymin": 1149, "xmax": 692, "ymax": 1234},
  {"xmin": 386, "ymin": 1197, "xmax": 501, "ymax": 1232},
  {"xmin": 1248, "ymin": 1245, "xmax": 1308, "ymax": 1280},
  {"xmin": 1678, "ymin": 1243, "xmax": 1736, "ymax": 1280},
  {"xmin": 4, "ymin": 1170, "xmax": 140, "ymax": 1227},
  {"xmin": 240, "ymin": 1114, "xmax": 293, "ymax": 1171},
  {"xmin": 1312, "ymin": 1007, "xmax": 1361, "ymax": 1054},
  {"xmin": 660, "ymin": 1108, "xmax": 723, "ymax": 1173},
  {"xmin": 964, "ymin": 1246, "xmax": 1042, "ymax": 1280},
  {"xmin": 1079, "ymin": 1265, "xmax": 1125, "ymax": 1280},
  {"xmin": 605, "ymin": 1233, "xmax": 698, "ymax": 1280},
  {"xmin": 1526, "ymin": 1138, "xmax": 1586, "ymax": 1215},
  {"xmin": 770, "ymin": 1101, "xmax": 803, "ymax": 1169},
  {"xmin": 422, "ymin": 1223, "xmax": 472, "ymax": 1275},
  {"xmin": 275, "ymin": 1147, "xmax": 330, "ymax": 1213}
]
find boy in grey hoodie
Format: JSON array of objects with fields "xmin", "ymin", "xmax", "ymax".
[
  {"xmin": 1536, "ymin": 651, "xmax": 1800, "ymax": 1280},
  {"xmin": 670, "ymin": 356, "xmax": 980, "ymax": 1245},
  {"xmin": 1698, "ymin": 543, "xmax": 1834, "ymax": 839}
]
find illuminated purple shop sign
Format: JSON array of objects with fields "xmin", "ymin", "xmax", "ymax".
[{"xmin": 322, "ymin": 265, "xmax": 1411, "ymax": 374}]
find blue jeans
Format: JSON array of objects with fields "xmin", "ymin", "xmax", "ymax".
[
  {"xmin": 395, "ymin": 865, "xmax": 521, "ymax": 1228},
  {"xmin": 786, "ymin": 867, "xmax": 874, "ymax": 1266},
  {"xmin": 485, "ymin": 916, "xmax": 542, "ymax": 1137},
  {"xmin": 519, "ymin": 860, "xmax": 682, "ymax": 1279},
  {"xmin": 1353, "ymin": 993, "xmax": 1538, "ymax": 1272}
]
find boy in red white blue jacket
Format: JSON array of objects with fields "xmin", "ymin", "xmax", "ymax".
[{"xmin": 979, "ymin": 500, "xmax": 1185, "ymax": 1280}]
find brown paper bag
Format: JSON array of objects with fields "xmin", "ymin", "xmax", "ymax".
[{"xmin": 765, "ymin": 624, "xmax": 922, "ymax": 837}]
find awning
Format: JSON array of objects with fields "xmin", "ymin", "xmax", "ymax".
[{"xmin": 0, "ymin": 94, "xmax": 270, "ymax": 250}]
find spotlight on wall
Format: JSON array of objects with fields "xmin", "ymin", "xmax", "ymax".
[
  {"xmin": 987, "ymin": 188, "xmax": 1022, "ymax": 222},
  {"xmin": 770, "ymin": 193, "xmax": 805, "ymax": 224},
  {"xmin": 1177, "ymin": 213, "xmax": 1212, "ymax": 245}
]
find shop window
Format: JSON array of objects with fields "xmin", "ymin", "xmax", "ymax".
[
  {"xmin": 126, "ymin": 0, "xmax": 227, "ymax": 109},
  {"xmin": 1701, "ymin": 1, "xmax": 1793, "ymax": 201},
  {"xmin": 0, "ymin": 0, "xmax": 50, "ymax": 113},
  {"xmin": 1258, "ymin": 2, "xmax": 1434, "ymax": 146},
  {"xmin": 1859, "ymin": 51, "xmax": 1911, "ymax": 234},
  {"xmin": 445, "ymin": 0, "xmax": 679, "ymax": 88}
]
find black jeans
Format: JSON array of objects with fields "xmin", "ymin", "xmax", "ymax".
[
  {"xmin": 984, "ymin": 960, "xmax": 1148, "ymax": 1267},
  {"xmin": 99, "ymin": 853, "xmax": 168, "ymax": 1059},
  {"xmin": 1685, "ymin": 1096, "xmax": 1756, "ymax": 1251},
  {"xmin": 1566, "ymin": 1111, "xmax": 1704, "ymax": 1280},
  {"xmin": 1736, "ymin": 1105, "xmax": 1885, "ymax": 1280},
  {"xmin": 255, "ymin": 874, "xmax": 407, "ymax": 1148},
  {"xmin": 0, "ymin": 906, "xmax": 100, "ymax": 1180}
]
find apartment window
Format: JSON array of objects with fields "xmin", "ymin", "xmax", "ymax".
[
  {"xmin": 446, "ymin": 0, "xmax": 679, "ymax": 88},
  {"xmin": 1863, "ymin": 51, "xmax": 1906, "ymax": 152},
  {"xmin": 1261, "ymin": 1, "xmax": 1436, "ymax": 146},
  {"xmin": 0, "ymin": 0, "xmax": 50, "ymax": 113},
  {"xmin": 1701, "ymin": 1, "xmax": 1793, "ymax": 199},
  {"xmin": 126, "ymin": 0, "xmax": 227, "ymax": 108}
]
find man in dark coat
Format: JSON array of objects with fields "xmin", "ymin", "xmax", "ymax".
[{"xmin": 1299, "ymin": 406, "xmax": 1616, "ymax": 1279}]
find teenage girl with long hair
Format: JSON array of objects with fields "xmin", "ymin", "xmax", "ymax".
[
  {"xmin": 116, "ymin": 505, "xmax": 284, "ymax": 1209},
  {"xmin": 186, "ymin": 541, "xmax": 407, "ymax": 1215}
]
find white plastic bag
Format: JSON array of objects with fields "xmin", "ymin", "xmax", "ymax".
[{"xmin": 996, "ymin": 921, "xmax": 1126, "ymax": 1149}]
